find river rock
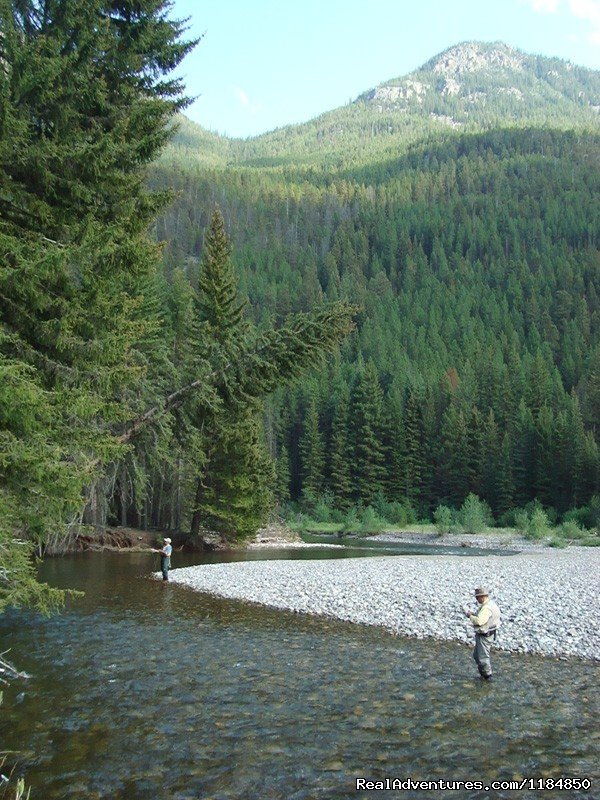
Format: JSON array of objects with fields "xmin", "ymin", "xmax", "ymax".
[{"xmin": 168, "ymin": 549, "xmax": 600, "ymax": 661}]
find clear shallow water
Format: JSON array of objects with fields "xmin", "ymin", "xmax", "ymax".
[{"xmin": 0, "ymin": 550, "xmax": 598, "ymax": 800}]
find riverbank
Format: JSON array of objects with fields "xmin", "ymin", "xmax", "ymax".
[
  {"xmin": 169, "ymin": 548, "xmax": 600, "ymax": 661},
  {"xmin": 368, "ymin": 529, "xmax": 552, "ymax": 552},
  {"xmin": 69, "ymin": 521, "xmax": 308, "ymax": 553}
]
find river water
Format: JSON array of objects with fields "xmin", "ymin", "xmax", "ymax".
[{"xmin": 1, "ymin": 546, "xmax": 598, "ymax": 800}]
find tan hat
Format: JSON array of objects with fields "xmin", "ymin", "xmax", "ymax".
[
  {"xmin": 164, "ymin": 537, "xmax": 172, "ymax": 543},
  {"xmin": 474, "ymin": 587, "xmax": 489, "ymax": 597}
]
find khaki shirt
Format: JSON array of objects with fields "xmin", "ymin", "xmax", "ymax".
[{"xmin": 469, "ymin": 599, "xmax": 500, "ymax": 633}]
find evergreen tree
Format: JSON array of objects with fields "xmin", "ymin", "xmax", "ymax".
[
  {"xmin": 275, "ymin": 444, "xmax": 292, "ymax": 503},
  {"xmin": 440, "ymin": 402, "xmax": 472, "ymax": 507},
  {"xmin": 383, "ymin": 394, "xmax": 406, "ymax": 502},
  {"xmin": 495, "ymin": 432, "xmax": 515, "ymax": 516},
  {"xmin": 350, "ymin": 361, "xmax": 386, "ymax": 505},
  {"xmin": 328, "ymin": 386, "xmax": 353, "ymax": 508},
  {"xmin": 198, "ymin": 207, "xmax": 246, "ymax": 350},
  {"xmin": 532, "ymin": 405, "xmax": 554, "ymax": 505},
  {"xmin": 186, "ymin": 218, "xmax": 356, "ymax": 543},
  {"xmin": 0, "ymin": 0, "xmax": 196, "ymax": 610},
  {"xmin": 0, "ymin": 0, "xmax": 358, "ymax": 605},
  {"xmin": 512, "ymin": 400, "xmax": 536, "ymax": 506},
  {"xmin": 398, "ymin": 387, "xmax": 425, "ymax": 507},
  {"xmin": 299, "ymin": 394, "xmax": 325, "ymax": 500},
  {"xmin": 479, "ymin": 409, "xmax": 501, "ymax": 512}
]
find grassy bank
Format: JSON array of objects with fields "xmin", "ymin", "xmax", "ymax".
[{"xmin": 283, "ymin": 493, "xmax": 600, "ymax": 547}]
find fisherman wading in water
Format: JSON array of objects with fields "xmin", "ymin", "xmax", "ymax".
[
  {"xmin": 152, "ymin": 537, "xmax": 173, "ymax": 582},
  {"xmin": 465, "ymin": 587, "xmax": 501, "ymax": 681}
]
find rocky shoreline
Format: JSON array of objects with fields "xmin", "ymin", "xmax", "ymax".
[
  {"xmin": 169, "ymin": 548, "xmax": 600, "ymax": 661},
  {"xmin": 368, "ymin": 529, "xmax": 552, "ymax": 552}
]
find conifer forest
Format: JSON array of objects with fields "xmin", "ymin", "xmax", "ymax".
[{"xmin": 1, "ymin": 2, "xmax": 600, "ymax": 610}]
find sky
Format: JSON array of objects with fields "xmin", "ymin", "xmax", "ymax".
[{"xmin": 171, "ymin": 0, "xmax": 600, "ymax": 139}]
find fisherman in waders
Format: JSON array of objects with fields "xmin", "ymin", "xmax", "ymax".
[
  {"xmin": 152, "ymin": 537, "xmax": 173, "ymax": 581},
  {"xmin": 465, "ymin": 587, "xmax": 500, "ymax": 681}
]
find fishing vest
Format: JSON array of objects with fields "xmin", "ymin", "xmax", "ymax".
[{"xmin": 476, "ymin": 599, "xmax": 501, "ymax": 634}]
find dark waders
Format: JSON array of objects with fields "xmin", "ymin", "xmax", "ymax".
[
  {"xmin": 473, "ymin": 629, "xmax": 496, "ymax": 679},
  {"xmin": 161, "ymin": 554, "xmax": 171, "ymax": 581}
]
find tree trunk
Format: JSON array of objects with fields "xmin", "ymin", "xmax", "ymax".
[
  {"xmin": 189, "ymin": 474, "xmax": 205, "ymax": 541},
  {"xmin": 155, "ymin": 473, "xmax": 164, "ymax": 530},
  {"xmin": 174, "ymin": 457, "xmax": 182, "ymax": 533},
  {"xmin": 120, "ymin": 470, "xmax": 128, "ymax": 527},
  {"xmin": 83, "ymin": 477, "xmax": 108, "ymax": 532}
]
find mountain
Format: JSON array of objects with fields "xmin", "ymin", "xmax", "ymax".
[
  {"xmin": 364, "ymin": 41, "xmax": 600, "ymax": 122},
  {"xmin": 152, "ymin": 41, "xmax": 600, "ymax": 519},
  {"xmin": 164, "ymin": 41, "xmax": 600, "ymax": 168}
]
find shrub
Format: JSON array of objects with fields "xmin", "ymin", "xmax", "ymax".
[
  {"xmin": 383, "ymin": 502, "xmax": 407, "ymax": 526},
  {"xmin": 548, "ymin": 536, "xmax": 568, "ymax": 548},
  {"xmin": 371, "ymin": 491, "xmax": 390, "ymax": 519},
  {"xmin": 433, "ymin": 504, "xmax": 454, "ymax": 535},
  {"xmin": 342, "ymin": 507, "xmax": 360, "ymax": 533},
  {"xmin": 580, "ymin": 531, "xmax": 600, "ymax": 546},
  {"xmin": 513, "ymin": 509, "xmax": 529, "ymax": 535},
  {"xmin": 459, "ymin": 494, "xmax": 493, "ymax": 534},
  {"xmin": 555, "ymin": 520, "xmax": 586, "ymax": 540},
  {"xmin": 359, "ymin": 505, "xmax": 388, "ymax": 534},
  {"xmin": 565, "ymin": 496, "xmax": 600, "ymax": 530},
  {"xmin": 563, "ymin": 506, "xmax": 590, "ymax": 529},
  {"xmin": 588, "ymin": 495, "xmax": 600, "ymax": 530},
  {"xmin": 289, "ymin": 512, "xmax": 313, "ymax": 531},
  {"xmin": 497, "ymin": 509, "xmax": 518, "ymax": 528},
  {"xmin": 404, "ymin": 502, "xmax": 418, "ymax": 525},
  {"xmin": 312, "ymin": 494, "xmax": 334, "ymax": 523},
  {"xmin": 543, "ymin": 505, "xmax": 559, "ymax": 526},
  {"xmin": 524, "ymin": 506, "xmax": 551, "ymax": 540},
  {"xmin": 330, "ymin": 508, "xmax": 346, "ymax": 524},
  {"xmin": 371, "ymin": 493, "xmax": 415, "ymax": 526},
  {"xmin": 520, "ymin": 499, "xmax": 557, "ymax": 525}
]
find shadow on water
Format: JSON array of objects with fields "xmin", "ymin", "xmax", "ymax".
[{"xmin": 0, "ymin": 549, "xmax": 598, "ymax": 800}]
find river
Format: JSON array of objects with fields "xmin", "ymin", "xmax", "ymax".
[{"xmin": 0, "ymin": 545, "xmax": 598, "ymax": 799}]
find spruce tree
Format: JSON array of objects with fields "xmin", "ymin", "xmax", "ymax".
[
  {"xmin": 0, "ymin": 0, "xmax": 358, "ymax": 603},
  {"xmin": 275, "ymin": 444, "xmax": 292, "ymax": 504},
  {"xmin": 495, "ymin": 432, "xmax": 515, "ymax": 516},
  {"xmin": 350, "ymin": 360, "xmax": 387, "ymax": 505},
  {"xmin": 532, "ymin": 405, "xmax": 554, "ymax": 506},
  {"xmin": 198, "ymin": 207, "xmax": 246, "ymax": 350},
  {"xmin": 399, "ymin": 387, "xmax": 425, "ymax": 507},
  {"xmin": 0, "ymin": 0, "xmax": 196, "ymax": 610},
  {"xmin": 299, "ymin": 394, "xmax": 325, "ymax": 501},
  {"xmin": 187, "ymin": 218, "xmax": 356, "ymax": 542},
  {"xmin": 328, "ymin": 386, "xmax": 353, "ymax": 509},
  {"xmin": 512, "ymin": 400, "xmax": 536, "ymax": 506},
  {"xmin": 480, "ymin": 409, "xmax": 501, "ymax": 512},
  {"xmin": 195, "ymin": 407, "xmax": 275, "ymax": 541},
  {"xmin": 440, "ymin": 402, "xmax": 472, "ymax": 507}
]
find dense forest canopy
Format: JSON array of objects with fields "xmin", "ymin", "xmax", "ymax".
[
  {"xmin": 149, "ymin": 43, "xmax": 600, "ymax": 528},
  {"xmin": 1, "ymin": 21, "xmax": 599, "ymax": 613},
  {"xmin": 0, "ymin": 0, "xmax": 355, "ymax": 611}
]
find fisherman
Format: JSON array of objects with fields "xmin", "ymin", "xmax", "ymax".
[
  {"xmin": 465, "ymin": 587, "xmax": 501, "ymax": 681},
  {"xmin": 152, "ymin": 537, "xmax": 173, "ymax": 581}
]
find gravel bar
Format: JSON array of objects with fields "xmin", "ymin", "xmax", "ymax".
[{"xmin": 169, "ymin": 549, "xmax": 600, "ymax": 661}]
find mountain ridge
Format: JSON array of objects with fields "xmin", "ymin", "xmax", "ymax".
[
  {"xmin": 165, "ymin": 40, "xmax": 600, "ymax": 168},
  {"xmin": 150, "ymin": 42, "xmax": 600, "ymax": 519}
]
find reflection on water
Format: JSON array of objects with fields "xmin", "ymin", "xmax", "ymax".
[{"xmin": 0, "ymin": 551, "xmax": 598, "ymax": 799}]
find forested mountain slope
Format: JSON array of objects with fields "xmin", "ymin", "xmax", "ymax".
[
  {"xmin": 150, "ymin": 42, "xmax": 600, "ymax": 524},
  {"xmin": 164, "ymin": 41, "xmax": 600, "ymax": 168}
]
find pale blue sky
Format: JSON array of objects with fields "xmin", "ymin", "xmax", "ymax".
[{"xmin": 171, "ymin": 0, "xmax": 600, "ymax": 138}]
